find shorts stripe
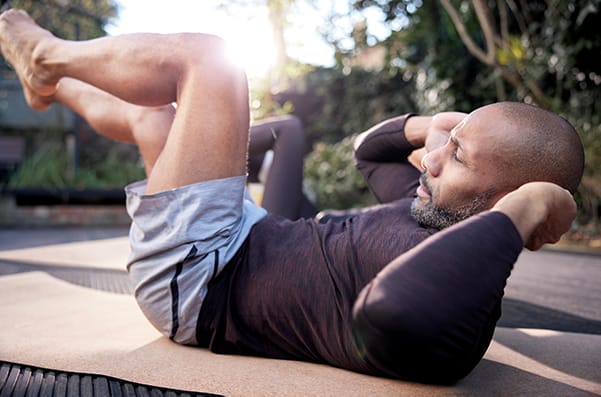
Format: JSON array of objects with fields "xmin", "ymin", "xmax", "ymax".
[
  {"xmin": 169, "ymin": 245, "xmax": 200, "ymax": 341},
  {"xmin": 210, "ymin": 250, "xmax": 220, "ymax": 282},
  {"xmin": 125, "ymin": 176, "xmax": 267, "ymax": 344}
]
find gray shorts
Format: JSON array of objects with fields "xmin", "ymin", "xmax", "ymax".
[{"xmin": 125, "ymin": 176, "xmax": 267, "ymax": 345}]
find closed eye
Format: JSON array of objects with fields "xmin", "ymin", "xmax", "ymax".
[
  {"xmin": 450, "ymin": 128, "xmax": 469, "ymax": 166},
  {"xmin": 443, "ymin": 135, "xmax": 465, "ymax": 164},
  {"xmin": 449, "ymin": 137, "xmax": 463, "ymax": 163},
  {"xmin": 452, "ymin": 148, "xmax": 463, "ymax": 163}
]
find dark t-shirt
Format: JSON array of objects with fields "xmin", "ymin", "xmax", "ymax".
[
  {"xmin": 196, "ymin": 114, "xmax": 523, "ymax": 379},
  {"xmin": 197, "ymin": 197, "xmax": 435, "ymax": 373}
]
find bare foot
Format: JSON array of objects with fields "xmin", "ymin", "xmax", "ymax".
[{"xmin": 0, "ymin": 9, "xmax": 60, "ymax": 110}]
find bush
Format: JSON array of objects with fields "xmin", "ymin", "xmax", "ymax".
[
  {"xmin": 8, "ymin": 141, "xmax": 145, "ymax": 189},
  {"xmin": 304, "ymin": 135, "xmax": 375, "ymax": 210},
  {"xmin": 269, "ymin": 66, "xmax": 417, "ymax": 210}
]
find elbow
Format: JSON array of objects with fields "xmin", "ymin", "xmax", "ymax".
[
  {"xmin": 352, "ymin": 283, "xmax": 493, "ymax": 385},
  {"xmin": 354, "ymin": 131, "xmax": 368, "ymax": 152}
]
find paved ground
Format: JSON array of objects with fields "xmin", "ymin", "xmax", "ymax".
[
  {"xmin": 500, "ymin": 249, "xmax": 601, "ymax": 334},
  {"xmin": 0, "ymin": 226, "xmax": 129, "ymax": 250}
]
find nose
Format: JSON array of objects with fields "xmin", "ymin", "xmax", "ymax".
[{"xmin": 421, "ymin": 150, "xmax": 441, "ymax": 177}]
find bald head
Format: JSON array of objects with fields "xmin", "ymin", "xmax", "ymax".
[{"xmin": 475, "ymin": 102, "xmax": 584, "ymax": 193}]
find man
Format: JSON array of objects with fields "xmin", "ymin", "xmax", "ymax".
[{"xmin": 0, "ymin": 9, "xmax": 583, "ymax": 384}]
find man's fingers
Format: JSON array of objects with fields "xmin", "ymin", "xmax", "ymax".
[
  {"xmin": 526, "ymin": 189, "xmax": 576, "ymax": 251},
  {"xmin": 432, "ymin": 112, "xmax": 468, "ymax": 131}
]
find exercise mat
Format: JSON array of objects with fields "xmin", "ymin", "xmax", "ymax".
[{"xmin": 0, "ymin": 234, "xmax": 599, "ymax": 396}]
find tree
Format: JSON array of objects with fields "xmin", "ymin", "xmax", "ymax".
[
  {"xmin": 0, "ymin": 0, "xmax": 118, "ymax": 42},
  {"xmin": 351, "ymin": 1, "xmax": 600, "ymax": 112},
  {"xmin": 0, "ymin": 0, "xmax": 140, "ymax": 190},
  {"xmin": 349, "ymin": 0, "xmax": 600, "ymax": 227},
  {"xmin": 345, "ymin": 1, "xmax": 500, "ymax": 112},
  {"xmin": 219, "ymin": 0, "xmax": 295, "ymax": 86},
  {"xmin": 438, "ymin": 0, "xmax": 601, "ymax": 224}
]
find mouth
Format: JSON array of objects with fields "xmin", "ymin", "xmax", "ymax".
[{"xmin": 416, "ymin": 175, "xmax": 431, "ymax": 199}]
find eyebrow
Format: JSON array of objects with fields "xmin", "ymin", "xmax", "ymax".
[
  {"xmin": 450, "ymin": 129, "xmax": 471, "ymax": 164},
  {"xmin": 450, "ymin": 130, "xmax": 462, "ymax": 151}
]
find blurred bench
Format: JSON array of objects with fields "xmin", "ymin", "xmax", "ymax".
[{"xmin": 0, "ymin": 136, "xmax": 25, "ymax": 187}]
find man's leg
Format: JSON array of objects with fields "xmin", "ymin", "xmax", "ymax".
[
  {"xmin": 0, "ymin": 9, "xmax": 250, "ymax": 193},
  {"xmin": 0, "ymin": 9, "xmax": 264, "ymax": 345},
  {"xmin": 52, "ymin": 78, "xmax": 174, "ymax": 175},
  {"xmin": 248, "ymin": 116, "xmax": 316, "ymax": 219}
]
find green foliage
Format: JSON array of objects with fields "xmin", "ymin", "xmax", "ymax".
[
  {"xmin": 307, "ymin": 67, "xmax": 417, "ymax": 142},
  {"xmin": 347, "ymin": 0, "xmax": 601, "ymax": 224},
  {"xmin": 266, "ymin": 66, "xmax": 417, "ymax": 144},
  {"xmin": 297, "ymin": 0, "xmax": 600, "ymax": 223},
  {"xmin": 8, "ymin": 141, "xmax": 145, "ymax": 189},
  {"xmin": 303, "ymin": 135, "xmax": 375, "ymax": 210},
  {"xmin": 354, "ymin": 1, "xmax": 500, "ymax": 112},
  {"xmin": 263, "ymin": 66, "xmax": 416, "ymax": 210},
  {"xmin": 0, "ymin": 1, "xmax": 128, "ymax": 190},
  {"xmin": 515, "ymin": 1, "xmax": 601, "ymax": 224},
  {"xmin": 4, "ymin": 0, "xmax": 118, "ymax": 40},
  {"xmin": 249, "ymin": 75, "xmax": 296, "ymax": 122}
]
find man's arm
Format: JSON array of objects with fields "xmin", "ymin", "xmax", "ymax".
[
  {"xmin": 352, "ymin": 181, "xmax": 576, "ymax": 383},
  {"xmin": 405, "ymin": 112, "xmax": 468, "ymax": 170},
  {"xmin": 353, "ymin": 115, "xmax": 421, "ymax": 203},
  {"xmin": 353, "ymin": 113, "xmax": 466, "ymax": 203},
  {"xmin": 492, "ymin": 181, "xmax": 577, "ymax": 250}
]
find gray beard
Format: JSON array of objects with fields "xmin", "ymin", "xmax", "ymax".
[{"xmin": 410, "ymin": 192, "xmax": 495, "ymax": 230}]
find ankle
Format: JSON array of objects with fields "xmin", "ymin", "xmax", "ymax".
[{"xmin": 29, "ymin": 37, "xmax": 61, "ymax": 95}]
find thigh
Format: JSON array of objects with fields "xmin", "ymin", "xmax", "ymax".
[{"xmin": 146, "ymin": 41, "xmax": 251, "ymax": 194}]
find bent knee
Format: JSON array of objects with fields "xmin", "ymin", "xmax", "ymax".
[
  {"xmin": 278, "ymin": 116, "xmax": 306, "ymax": 144},
  {"xmin": 182, "ymin": 33, "xmax": 246, "ymax": 80}
]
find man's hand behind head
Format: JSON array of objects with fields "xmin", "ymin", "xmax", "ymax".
[
  {"xmin": 425, "ymin": 112, "xmax": 468, "ymax": 153},
  {"xmin": 408, "ymin": 111, "xmax": 467, "ymax": 172},
  {"xmin": 492, "ymin": 182, "xmax": 577, "ymax": 251}
]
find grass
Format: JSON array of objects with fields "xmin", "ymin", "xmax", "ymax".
[{"xmin": 8, "ymin": 141, "xmax": 145, "ymax": 189}]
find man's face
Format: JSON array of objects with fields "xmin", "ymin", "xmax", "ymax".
[{"xmin": 411, "ymin": 109, "xmax": 510, "ymax": 229}]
